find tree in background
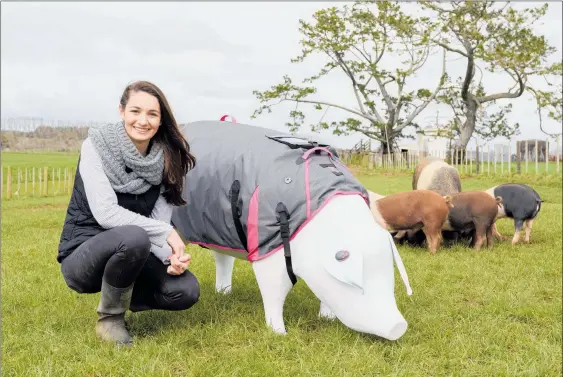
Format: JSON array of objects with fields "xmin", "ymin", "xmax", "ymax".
[
  {"xmin": 251, "ymin": 0, "xmax": 446, "ymax": 154},
  {"xmin": 422, "ymin": 1, "xmax": 562, "ymax": 150},
  {"xmin": 528, "ymin": 82, "xmax": 562, "ymax": 137}
]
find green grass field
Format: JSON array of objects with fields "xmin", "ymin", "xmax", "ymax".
[
  {"xmin": 1, "ymin": 151, "xmax": 79, "ymax": 169},
  {"xmin": 1, "ymin": 158, "xmax": 562, "ymax": 376}
]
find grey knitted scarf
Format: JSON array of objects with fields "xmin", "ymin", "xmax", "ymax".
[{"xmin": 88, "ymin": 121, "xmax": 165, "ymax": 194}]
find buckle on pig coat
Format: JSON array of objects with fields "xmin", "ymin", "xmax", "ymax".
[{"xmin": 276, "ymin": 202, "xmax": 298, "ymax": 286}]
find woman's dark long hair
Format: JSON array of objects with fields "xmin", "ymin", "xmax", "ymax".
[{"xmin": 120, "ymin": 80, "xmax": 196, "ymax": 206}]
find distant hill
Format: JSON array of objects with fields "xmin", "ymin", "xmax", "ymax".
[{"xmin": 1, "ymin": 126, "xmax": 89, "ymax": 152}]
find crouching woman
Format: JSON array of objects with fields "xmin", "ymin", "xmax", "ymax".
[{"xmin": 57, "ymin": 81, "xmax": 199, "ymax": 346}]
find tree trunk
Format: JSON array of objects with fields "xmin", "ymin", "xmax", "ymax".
[
  {"xmin": 453, "ymin": 97, "xmax": 478, "ymax": 164},
  {"xmin": 380, "ymin": 140, "xmax": 391, "ymax": 155}
]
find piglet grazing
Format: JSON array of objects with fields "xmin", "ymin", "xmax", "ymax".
[
  {"xmin": 444, "ymin": 191, "xmax": 503, "ymax": 250},
  {"xmin": 484, "ymin": 183, "xmax": 543, "ymax": 245},
  {"xmin": 369, "ymin": 190, "xmax": 453, "ymax": 254},
  {"xmin": 412, "ymin": 156, "xmax": 462, "ymax": 196}
]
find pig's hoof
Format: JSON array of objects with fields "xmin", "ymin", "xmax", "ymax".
[
  {"xmin": 269, "ymin": 326, "xmax": 287, "ymax": 335},
  {"xmin": 318, "ymin": 309, "xmax": 336, "ymax": 320},
  {"xmin": 215, "ymin": 285, "xmax": 232, "ymax": 294}
]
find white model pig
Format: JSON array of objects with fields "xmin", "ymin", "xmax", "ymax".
[
  {"xmin": 171, "ymin": 120, "xmax": 413, "ymax": 341},
  {"xmin": 209, "ymin": 193, "xmax": 413, "ymax": 340}
]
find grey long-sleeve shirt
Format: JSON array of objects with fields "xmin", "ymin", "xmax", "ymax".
[{"xmin": 79, "ymin": 137, "xmax": 174, "ymax": 264}]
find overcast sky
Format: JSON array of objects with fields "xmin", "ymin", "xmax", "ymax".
[{"xmin": 2, "ymin": 1, "xmax": 562, "ymax": 149}]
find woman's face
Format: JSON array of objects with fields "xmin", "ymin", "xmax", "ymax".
[{"xmin": 119, "ymin": 90, "xmax": 161, "ymax": 150}]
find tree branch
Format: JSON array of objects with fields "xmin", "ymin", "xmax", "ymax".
[
  {"xmin": 332, "ymin": 52, "xmax": 369, "ymax": 117},
  {"xmin": 346, "ymin": 122, "xmax": 386, "ymax": 143},
  {"xmin": 461, "ymin": 44, "xmax": 475, "ymax": 102},
  {"xmin": 476, "ymin": 69, "xmax": 525, "ymax": 103},
  {"xmin": 374, "ymin": 76, "xmax": 394, "ymax": 110},
  {"xmin": 374, "ymin": 23, "xmax": 388, "ymax": 65},
  {"xmin": 527, "ymin": 86, "xmax": 562, "ymax": 138},
  {"xmin": 402, "ymin": 48, "xmax": 448, "ymax": 128},
  {"xmin": 433, "ymin": 41, "xmax": 469, "ymax": 58},
  {"xmin": 289, "ymin": 98, "xmax": 379, "ymax": 123}
]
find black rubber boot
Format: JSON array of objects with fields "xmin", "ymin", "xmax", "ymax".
[{"xmin": 95, "ymin": 280, "xmax": 134, "ymax": 346}]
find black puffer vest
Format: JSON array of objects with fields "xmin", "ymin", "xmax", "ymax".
[{"xmin": 57, "ymin": 159, "xmax": 161, "ymax": 263}]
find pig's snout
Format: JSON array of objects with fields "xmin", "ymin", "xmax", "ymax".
[{"xmin": 372, "ymin": 308, "xmax": 408, "ymax": 341}]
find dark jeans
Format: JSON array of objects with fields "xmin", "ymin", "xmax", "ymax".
[{"xmin": 61, "ymin": 225, "xmax": 200, "ymax": 311}]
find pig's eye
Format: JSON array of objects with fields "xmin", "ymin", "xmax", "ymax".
[{"xmin": 335, "ymin": 250, "xmax": 350, "ymax": 261}]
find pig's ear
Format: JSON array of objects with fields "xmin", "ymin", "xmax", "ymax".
[{"xmin": 321, "ymin": 249, "xmax": 364, "ymax": 293}]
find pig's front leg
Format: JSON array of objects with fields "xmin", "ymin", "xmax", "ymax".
[
  {"xmin": 252, "ymin": 250, "xmax": 293, "ymax": 334},
  {"xmin": 214, "ymin": 251, "xmax": 235, "ymax": 294},
  {"xmin": 318, "ymin": 301, "xmax": 336, "ymax": 320},
  {"xmin": 393, "ymin": 230, "xmax": 407, "ymax": 240}
]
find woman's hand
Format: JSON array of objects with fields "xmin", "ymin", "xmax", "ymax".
[
  {"xmin": 167, "ymin": 253, "xmax": 192, "ymax": 276},
  {"xmin": 166, "ymin": 229, "xmax": 190, "ymax": 275},
  {"xmin": 167, "ymin": 229, "xmax": 185, "ymax": 258}
]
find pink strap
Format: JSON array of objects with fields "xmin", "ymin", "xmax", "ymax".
[
  {"xmin": 303, "ymin": 147, "xmax": 334, "ymax": 160},
  {"xmin": 220, "ymin": 114, "xmax": 237, "ymax": 123}
]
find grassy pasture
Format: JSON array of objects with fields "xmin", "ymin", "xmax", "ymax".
[
  {"xmin": 1, "ymin": 156, "xmax": 561, "ymax": 377},
  {"xmin": 1, "ymin": 151, "xmax": 79, "ymax": 170}
]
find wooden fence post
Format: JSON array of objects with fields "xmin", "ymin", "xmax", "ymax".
[
  {"xmin": 43, "ymin": 166, "xmax": 48, "ymax": 196},
  {"xmin": 516, "ymin": 140, "xmax": 521, "ymax": 174},
  {"xmin": 487, "ymin": 144, "xmax": 490, "ymax": 175},
  {"xmin": 494, "ymin": 145, "xmax": 497, "ymax": 174},
  {"xmin": 508, "ymin": 140, "xmax": 511, "ymax": 174},
  {"xmin": 546, "ymin": 139, "xmax": 549, "ymax": 173},
  {"xmin": 7, "ymin": 167, "xmax": 12, "ymax": 200},
  {"xmin": 39, "ymin": 168, "xmax": 42, "ymax": 197},
  {"xmin": 17, "ymin": 168, "xmax": 21, "ymax": 197},
  {"xmin": 470, "ymin": 149, "xmax": 473, "ymax": 174},
  {"xmin": 525, "ymin": 140, "xmax": 529, "ymax": 174},
  {"xmin": 463, "ymin": 147, "xmax": 468, "ymax": 174},
  {"xmin": 535, "ymin": 140, "xmax": 539, "ymax": 175},
  {"xmin": 476, "ymin": 145, "xmax": 480, "ymax": 174},
  {"xmin": 557, "ymin": 136, "xmax": 560, "ymax": 174},
  {"xmin": 500, "ymin": 145, "xmax": 504, "ymax": 174},
  {"xmin": 67, "ymin": 168, "xmax": 72, "ymax": 195}
]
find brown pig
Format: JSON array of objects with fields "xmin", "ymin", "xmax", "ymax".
[
  {"xmin": 443, "ymin": 191, "xmax": 503, "ymax": 250},
  {"xmin": 369, "ymin": 190, "xmax": 454, "ymax": 254}
]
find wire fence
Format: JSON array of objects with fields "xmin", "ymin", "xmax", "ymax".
[
  {"xmin": 337, "ymin": 137, "xmax": 561, "ymax": 175},
  {"xmin": 1, "ymin": 138, "xmax": 561, "ymax": 200},
  {"xmin": 1, "ymin": 166, "xmax": 75, "ymax": 200}
]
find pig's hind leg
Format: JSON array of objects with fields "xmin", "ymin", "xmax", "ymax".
[
  {"xmin": 512, "ymin": 219, "xmax": 524, "ymax": 245},
  {"xmin": 524, "ymin": 219, "xmax": 534, "ymax": 243},
  {"xmin": 252, "ymin": 250, "xmax": 293, "ymax": 334},
  {"xmin": 486, "ymin": 224, "xmax": 495, "ymax": 248},
  {"xmin": 472, "ymin": 222, "xmax": 488, "ymax": 250},
  {"xmin": 422, "ymin": 225, "xmax": 442, "ymax": 255},
  {"xmin": 214, "ymin": 251, "xmax": 235, "ymax": 293}
]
